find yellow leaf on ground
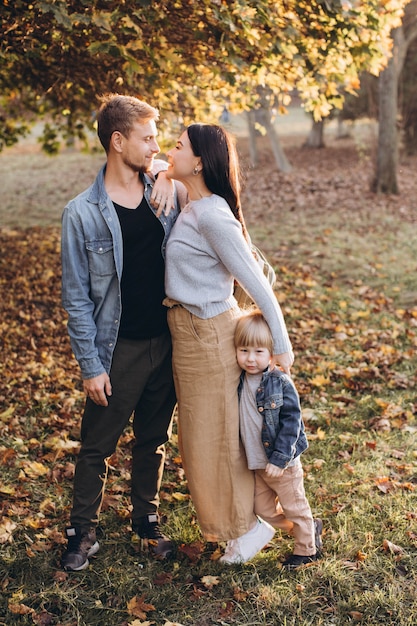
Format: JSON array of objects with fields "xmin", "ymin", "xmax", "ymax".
[
  {"xmin": 0, "ymin": 406, "xmax": 15, "ymax": 421},
  {"xmin": 310, "ymin": 375, "xmax": 330, "ymax": 387},
  {"xmin": 21, "ymin": 461, "xmax": 49, "ymax": 478},
  {"xmin": 0, "ymin": 483, "xmax": 16, "ymax": 495},
  {"xmin": 44, "ymin": 436, "xmax": 80, "ymax": 452},
  {"xmin": 171, "ymin": 492, "xmax": 190, "ymax": 501},
  {"xmin": 308, "ymin": 427, "xmax": 326, "ymax": 441},
  {"xmin": 127, "ymin": 596, "xmax": 155, "ymax": 620}
]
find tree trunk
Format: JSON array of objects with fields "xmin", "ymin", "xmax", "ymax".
[
  {"xmin": 336, "ymin": 114, "xmax": 351, "ymax": 139},
  {"xmin": 372, "ymin": 27, "xmax": 407, "ymax": 194},
  {"xmin": 246, "ymin": 110, "xmax": 259, "ymax": 167},
  {"xmin": 257, "ymin": 106, "xmax": 292, "ymax": 172},
  {"xmin": 373, "ymin": 5, "xmax": 417, "ymax": 193},
  {"xmin": 303, "ymin": 119, "xmax": 325, "ymax": 148},
  {"xmin": 246, "ymin": 107, "xmax": 292, "ymax": 172}
]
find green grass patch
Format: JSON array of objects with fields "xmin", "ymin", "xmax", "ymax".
[{"xmin": 1, "ymin": 138, "xmax": 416, "ymax": 625}]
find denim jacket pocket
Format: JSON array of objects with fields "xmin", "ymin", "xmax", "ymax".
[
  {"xmin": 86, "ymin": 239, "xmax": 115, "ymax": 276},
  {"xmin": 262, "ymin": 393, "xmax": 283, "ymax": 411},
  {"xmin": 261, "ymin": 393, "xmax": 284, "ymax": 430}
]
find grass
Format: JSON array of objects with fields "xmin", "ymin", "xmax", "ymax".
[{"xmin": 1, "ymin": 128, "xmax": 416, "ymax": 625}]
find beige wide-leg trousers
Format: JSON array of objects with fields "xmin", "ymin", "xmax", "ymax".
[{"xmin": 167, "ymin": 304, "xmax": 257, "ymax": 542}]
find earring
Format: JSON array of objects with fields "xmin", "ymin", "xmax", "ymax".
[{"xmin": 193, "ymin": 166, "xmax": 200, "ymax": 176}]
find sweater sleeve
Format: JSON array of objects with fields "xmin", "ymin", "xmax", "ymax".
[{"xmin": 198, "ymin": 202, "xmax": 292, "ymax": 355}]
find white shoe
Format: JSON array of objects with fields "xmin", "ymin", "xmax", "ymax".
[{"xmin": 219, "ymin": 517, "xmax": 275, "ymax": 564}]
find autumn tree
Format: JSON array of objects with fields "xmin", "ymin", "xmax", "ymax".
[{"xmin": 0, "ymin": 0, "xmax": 407, "ymax": 156}]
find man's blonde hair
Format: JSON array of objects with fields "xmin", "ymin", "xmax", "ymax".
[
  {"xmin": 234, "ymin": 309, "xmax": 273, "ymax": 354},
  {"xmin": 97, "ymin": 93, "xmax": 159, "ymax": 153}
]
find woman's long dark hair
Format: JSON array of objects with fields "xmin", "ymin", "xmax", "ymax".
[{"xmin": 187, "ymin": 123, "xmax": 249, "ymax": 241}]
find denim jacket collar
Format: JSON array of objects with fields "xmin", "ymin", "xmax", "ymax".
[{"xmin": 88, "ymin": 165, "xmax": 155, "ymax": 206}]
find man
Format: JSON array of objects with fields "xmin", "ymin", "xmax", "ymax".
[{"xmin": 60, "ymin": 94, "xmax": 183, "ymax": 571}]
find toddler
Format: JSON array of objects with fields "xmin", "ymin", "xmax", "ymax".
[{"xmin": 234, "ymin": 309, "xmax": 322, "ymax": 569}]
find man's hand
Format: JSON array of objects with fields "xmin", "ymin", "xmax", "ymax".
[
  {"xmin": 265, "ymin": 463, "xmax": 285, "ymax": 478},
  {"xmin": 83, "ymin": 373, "xmax": 112, "ymax": 407},
  {"xmin": 150, "ymin": 171, "xmax": 175, "ymax": 217}
]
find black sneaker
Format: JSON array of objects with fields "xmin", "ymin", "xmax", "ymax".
[
  {"xmin": 282, "ymin": 553, "xmax": 319, "ymax": 570},
  {"xmin": 61, "ymin": 527, "xmax": 99, "ymax": 571},
  {"xmin": 132, "ymin": 513, "xmax": 173, "ymax": 559},
  {"xmin": 282, "ymin": 519, "xmax": 323, "ymax": 570}
]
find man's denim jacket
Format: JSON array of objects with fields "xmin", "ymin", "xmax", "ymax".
[
  {"xmin": 61, "ymin": 162, "xmax": 180, "ymax": 380},
  {"xmin": 238, "ymin": 367, "xmax": 308, "ymax": 469}
]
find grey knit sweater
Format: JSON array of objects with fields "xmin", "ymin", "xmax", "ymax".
[{"xmin": 165, "ymin": 194, "xmax": 292, "ymax": 355}]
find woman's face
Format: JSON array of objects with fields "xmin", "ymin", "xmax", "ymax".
[{"xmin": 166, "ymin": 130, "xmax": 200, "ymax": 182}]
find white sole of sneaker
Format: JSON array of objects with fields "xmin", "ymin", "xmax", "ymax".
[
  {"xmin": 65, "ymin": 541, "xmax": 100, "ymax": 572},
  {"xmin": 219, "ymin": 519, "xmax": 275, "ymax": 564}
]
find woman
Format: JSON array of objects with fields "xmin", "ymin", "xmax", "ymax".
[{"xmin": 164, "ymin": 123, "xmax": 293, "ymax": 564}]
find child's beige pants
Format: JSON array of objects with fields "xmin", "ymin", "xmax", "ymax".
[{"xmin": 254, "ymin": 458, "xmax": 316, "ymax": 555}]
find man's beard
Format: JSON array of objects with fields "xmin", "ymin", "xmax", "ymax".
[{"xmin": 123, "ymin": 155, "xmax": 154, "ymax": 173}]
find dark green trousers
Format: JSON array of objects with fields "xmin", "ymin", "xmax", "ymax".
[{"xmin": 70, "ymin": 333, "xmax": 176, "ymax": 528}]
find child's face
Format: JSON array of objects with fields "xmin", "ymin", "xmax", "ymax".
[{"xmin": 236, "ymin": 345, "xmax": 271, "ymax": 375}]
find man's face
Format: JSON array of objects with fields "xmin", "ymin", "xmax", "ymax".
[{"xmin": 120, "ymin": 119, "xmax": 160, "ymax": 173}]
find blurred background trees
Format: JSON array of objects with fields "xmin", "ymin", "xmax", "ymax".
[{"xmin": 1, "ymin": 0, "xmax": 415, "ymax": 193}]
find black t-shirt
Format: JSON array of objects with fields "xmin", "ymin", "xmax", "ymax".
[{"xmin": 114, "ymin": 197, "xmax": 168, "ymax": 339}]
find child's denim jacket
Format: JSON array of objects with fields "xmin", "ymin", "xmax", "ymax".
[{"xmin": 238, "ymin": 367, "xmax": 308, "ymax": 469}]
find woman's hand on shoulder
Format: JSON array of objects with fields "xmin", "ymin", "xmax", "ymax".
[
  {"xmin": 151, "ymin": 170, "xmax": 175, "ymax": 216},
  {"xmin": 271, "ymin": 350, "xmax": 294, "ymax": 376}
]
